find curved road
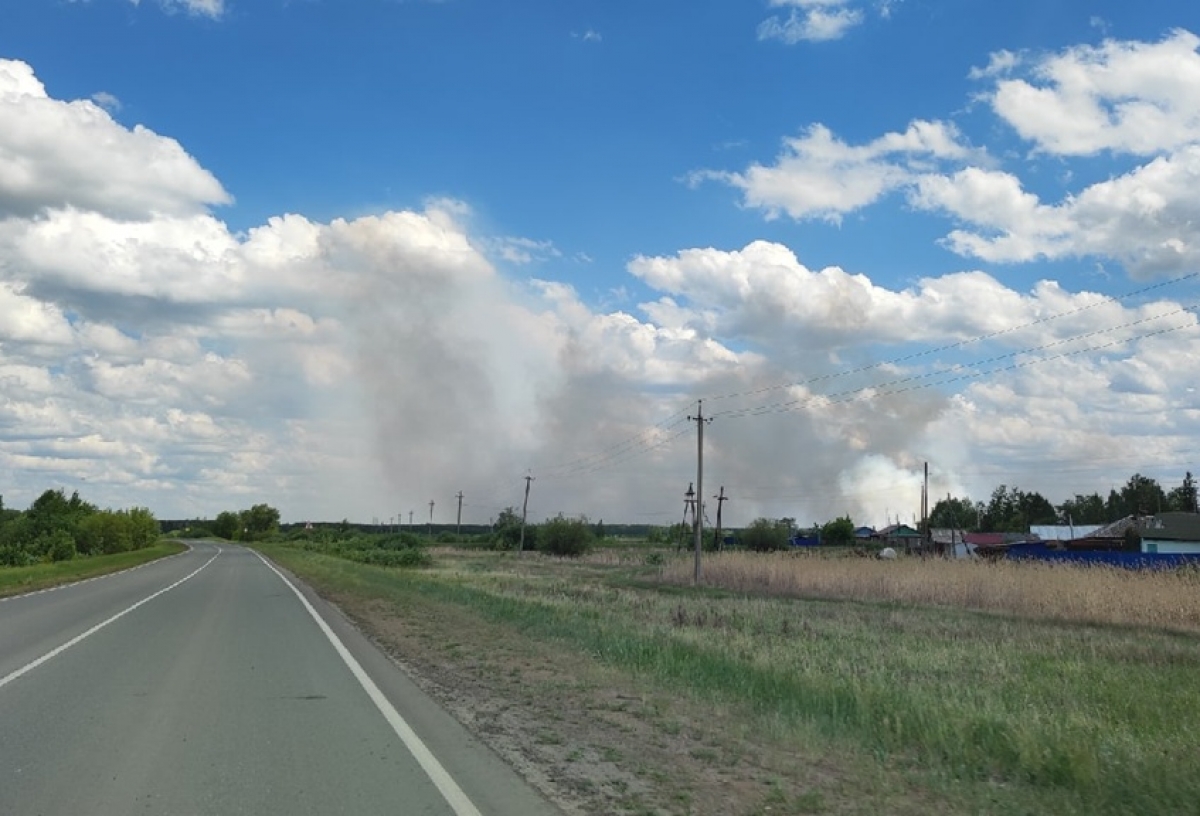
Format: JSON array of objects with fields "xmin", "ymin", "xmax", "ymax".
[{"xmin": 0, "ymin": 543, "xmax": 561, "ymax": 816}]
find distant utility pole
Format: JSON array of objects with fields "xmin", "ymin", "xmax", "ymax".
[
  {"xmin": 456, "ymin": 491, "xmax": 464, "ymax": 536},
  {"xmin": 922, "ymin": 461, "xmax": 930, "ymax": 554},
  {"xmin": 518, "ymin": 474, "xmax": 534, "ymax": 554},
  {"xmin": 689, "ymin": 400, "xmax": 713, "ymax": 584},
  {"xmin": 714, "ymin": 486, "xmax": 728, "ymax": 552},
  {"xmin": 408, "ymin": 510, "xmax": 414, "ymax": 530},
  {"xmin": 428, "ymin": 500, "xmax": 435, "ymax": 540},
  {"xmin": 682, "ymin": 482, "xmax": 696, "ymax": 551}
]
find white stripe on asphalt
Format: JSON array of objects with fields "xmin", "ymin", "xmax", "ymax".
[
  {"xmin": 253, "ymin": 552, "xmax": 483, "ymax": 816},
  {"xmin": 0, "ymin": 542, "xmax": 194, "ymax": 604},
  {"xmin": 0, "ymin": 547, "xmax": 221, "ymax": 691}
]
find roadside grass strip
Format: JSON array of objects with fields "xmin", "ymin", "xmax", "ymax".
[{"xmin": 0, "ymin": 541, "xmax": 190, "ymax": 600}]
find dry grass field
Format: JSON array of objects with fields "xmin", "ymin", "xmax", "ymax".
[{"xmin": 662, "ymin": 550, "xmax": 1200, "ymax": 630}]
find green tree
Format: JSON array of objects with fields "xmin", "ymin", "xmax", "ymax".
[
  {"xmin": 1166, "ymin": 472, "xmax": 1198, "ymax": 513},
  {"xmin": 1116, "ymin": 474, "xmax": 1167, "ymax": 517},
  {"xmin": 928, "ymin": 496, "xmax": 979, "ymax": 530},
  {"xmin": 1058, "ymin": 493, "xmax": 1108, "ymax": 524},
  {"xmin": 76, "ymin": 512, "xmax": 130, "ymax": 555},
  {"xmin": 240, "ymin": 504, "xmax": 281, "ymax": 541},
  {"xmin": 979, "ymin": 485, "xmax": 1055, "ymax": 532},
  {"xmin": 491, "ymin": 506, "xmax": 534, "ymax": 550},
  {"xmin": 820, "ymin": 516, "xmax": 855, "ymax": 546},
  {"xmin": 212, "ymin": 511, "xmax": 241, "ymax": 540},
  {"xmin": 26, "ymin": 489, "xmax": 94, "ymax": 541},
  {"xmin": 127, "ymin": 507, "xmax": 160, "ymax": 549},
  {"xmin": 741, "ymin": 518, "xmax": 792, "ymax": 552}
]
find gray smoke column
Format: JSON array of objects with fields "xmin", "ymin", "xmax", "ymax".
[{"xmin": 323, "ymin": 209, "xmax": 558, "ymax": 521}]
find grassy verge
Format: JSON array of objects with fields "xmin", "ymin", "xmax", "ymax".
[
  {"xmin": 257, "ymin": 543, "xmax": 1200, "ymax": 816},
  {"xmin": 0, "ymin": 540, "xmax": 188, "ymax": 598}
]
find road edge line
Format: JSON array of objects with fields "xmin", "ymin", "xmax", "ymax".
[{"xmin": 253, "ymin": 551, "xmax": 483, "ymax": 816}]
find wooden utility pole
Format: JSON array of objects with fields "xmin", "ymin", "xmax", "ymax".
[
  {"xmin": 689, "ymin": 401, "xmax": 712, "ymax": 584},
  {"xmin": 714, "ymin": 486, "xmax": 728, "ymax": 551},
  {"xmin": 428, "ymin": 500, "xmax": 435, "ymax": 540},
  {"xmin": 922, "ymin": 461, "xmax": 930, "ymax": 553},
  {"xmin": 518, "ymin": 474, "xmax": 534, "ymax": 554},
  {"xmin": 455, "ymin": 491, "xmax": 464, "ymax": 536},
  {"xmin": 681, "ymin": 483, "xmax": 696, "ymax": 551}
]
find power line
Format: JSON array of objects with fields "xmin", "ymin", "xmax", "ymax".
[
  {"xmin": 700, "ymin": 270, "xmax": 1200, "ymax": 406},
  {"xmin": 505, "ymin": 284, "xmax": 1200, "ymax": 491},
  {"xmin": 549, "ymin": 417, "xmax": 694, "ymax": 479},
  {"xmin": 537, "ymin": 403, "xmax": 694, "ymax": 477},
  {"xmin": 713, "ymin": 307, "xmax": 1198, "ymax": 420}
]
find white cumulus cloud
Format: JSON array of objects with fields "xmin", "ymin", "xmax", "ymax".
[{"xmin": 758, "ymin": 0, "xmax": 865, "ymax": 43}]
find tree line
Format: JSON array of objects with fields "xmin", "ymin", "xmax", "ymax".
[
  {"xmin": 929, "ymin": 472, "xmax": 1198, "ymax": 533},
  {"xmin": 0, "ymin": 489, "xmax": 160, "ymax": 566}
]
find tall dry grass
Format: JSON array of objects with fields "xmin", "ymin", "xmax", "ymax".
[{"xmin": 662, "ymin": 552, "xmax": 1200, "ymax": 630}]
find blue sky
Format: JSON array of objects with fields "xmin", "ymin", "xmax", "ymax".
[{"xmin": 3, "ymin": 0, "xmax": 1200, "ymax": 525}]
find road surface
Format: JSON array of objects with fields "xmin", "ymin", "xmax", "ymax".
[{"xmin": 0, "ymin": 542, "xmax": 562, "ymax": 816}]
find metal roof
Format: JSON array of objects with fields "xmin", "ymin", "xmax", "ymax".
[{"xmin": 1029, "ymin": 524, "xmax": 1104, "ymax": 541}]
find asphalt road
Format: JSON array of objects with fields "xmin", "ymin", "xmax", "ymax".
[{"xmin": 0, "ymin": 543, "xmax": 562, "ymax": 816}]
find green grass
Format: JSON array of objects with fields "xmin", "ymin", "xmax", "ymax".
[
  {"xmin": 0, "ymin": 541, "xmax": 188, "ymax": 597},
  {"xmin": 258, "ymin": 544, "xmax": 1200, "ymax": 816}
]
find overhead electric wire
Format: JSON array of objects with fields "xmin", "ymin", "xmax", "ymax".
[
  {"xmin": 553, "ymin": 422, "xmax": 694, "ymax": 479},
  {"xmin": 712, "ymin": 305, "xmax": 1199, "ymax": 420},
  {"xmin": 700, "ymin": 270, "xmax": 1200, "ymax": 406},
  {"xmin": 475, "ymin": 276, "xmax": 1200, "ymax": 493},
  {"xmin": 541, "ymin": 412, "xmax": 692, "ymax": 477}
]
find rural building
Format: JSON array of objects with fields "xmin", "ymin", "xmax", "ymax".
[
  {"xmin": 1140, "ymin": 512, "xmax": 1200, "ymax": 554},
  {"xmin": 1029, "ymin": 524, "xmax": 1103, "ymax": 541},
  {"xmin": 874, "ymin": 524, "xmax": 923, "ymax": 551}
]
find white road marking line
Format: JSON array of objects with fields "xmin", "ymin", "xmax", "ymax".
[
  {"xmin": 0, "ymin": 542, "xmax": 194, "ymax": 604},
  {"xmin": 254, "ymin": 552, "xmax": 484, "ymax": 816},
  {"xmin": 0, "ymin": 548, "xmax": 221, "ymax": 691}
]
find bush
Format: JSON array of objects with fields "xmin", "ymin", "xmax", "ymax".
[
  {"xmin": 742, "ymin": 518, "xmax": 793, "ymax": 552},
  {"xmin": 820, "ymin": 516, "xmax": 855, "ymax": 547},
  {"xmin": 47, "ymin": 530, "xmax": 77, "ymax": 562},
  {"xmin": 346, "ymin": 547, "xmax": 432, "ymax": 568},
  {"xmin": 76, "ymin": 512, "xmax": 131, "ymax": 555},
  {"xmin": 539, "ymin": 514, "xmax": 594, "ymax": 557}
]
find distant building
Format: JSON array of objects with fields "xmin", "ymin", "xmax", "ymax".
[
  {"xmin": 874, "ymin": 524, "xmax": 923, "ymax": 551},
  {"xmin": 1028, "ymin": 524, "xmax": 1103, "ymax": 542},
  {"xmin": 1140, "ymin": 512, "xmax": 1200, "ymax": 554}
]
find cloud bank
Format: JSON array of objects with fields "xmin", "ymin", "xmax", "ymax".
[{"xmin": 2, "ymin": 46, "xmax": 1199, "ymax": 531}]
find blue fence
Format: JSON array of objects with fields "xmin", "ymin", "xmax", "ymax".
[{"xmin": 1005, "ymin": 541, "xmax": 1200, "ymax": 569}]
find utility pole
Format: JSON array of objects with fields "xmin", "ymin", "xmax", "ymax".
[
  {"xmin": 428, "ymin": 500, "xmax": 435, "ymax": 540},
  {"xmin": 682, "ymin": 483, "xmax": 696, "ymax": 551},
  {"xmin": 689, "ymin": 400, "xmax": 712, "ymax": 584},
  {"xmin": 455, "ymin": 491, "xmax": 464, "ymax": 537},
  {"xmin": 714, "ymin": 486, "xmax": 728, "ymax": 551},
  {"xmin": 518, "ymin": 474, "xmax": 534, "ymax": 554},
  {"xmin": 408, "ymin": 510, "xmax": 413, "ymax": 530},
  {"xmin": 922, "ymin": 461, "xmax": 930, "ymax": 554}
]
